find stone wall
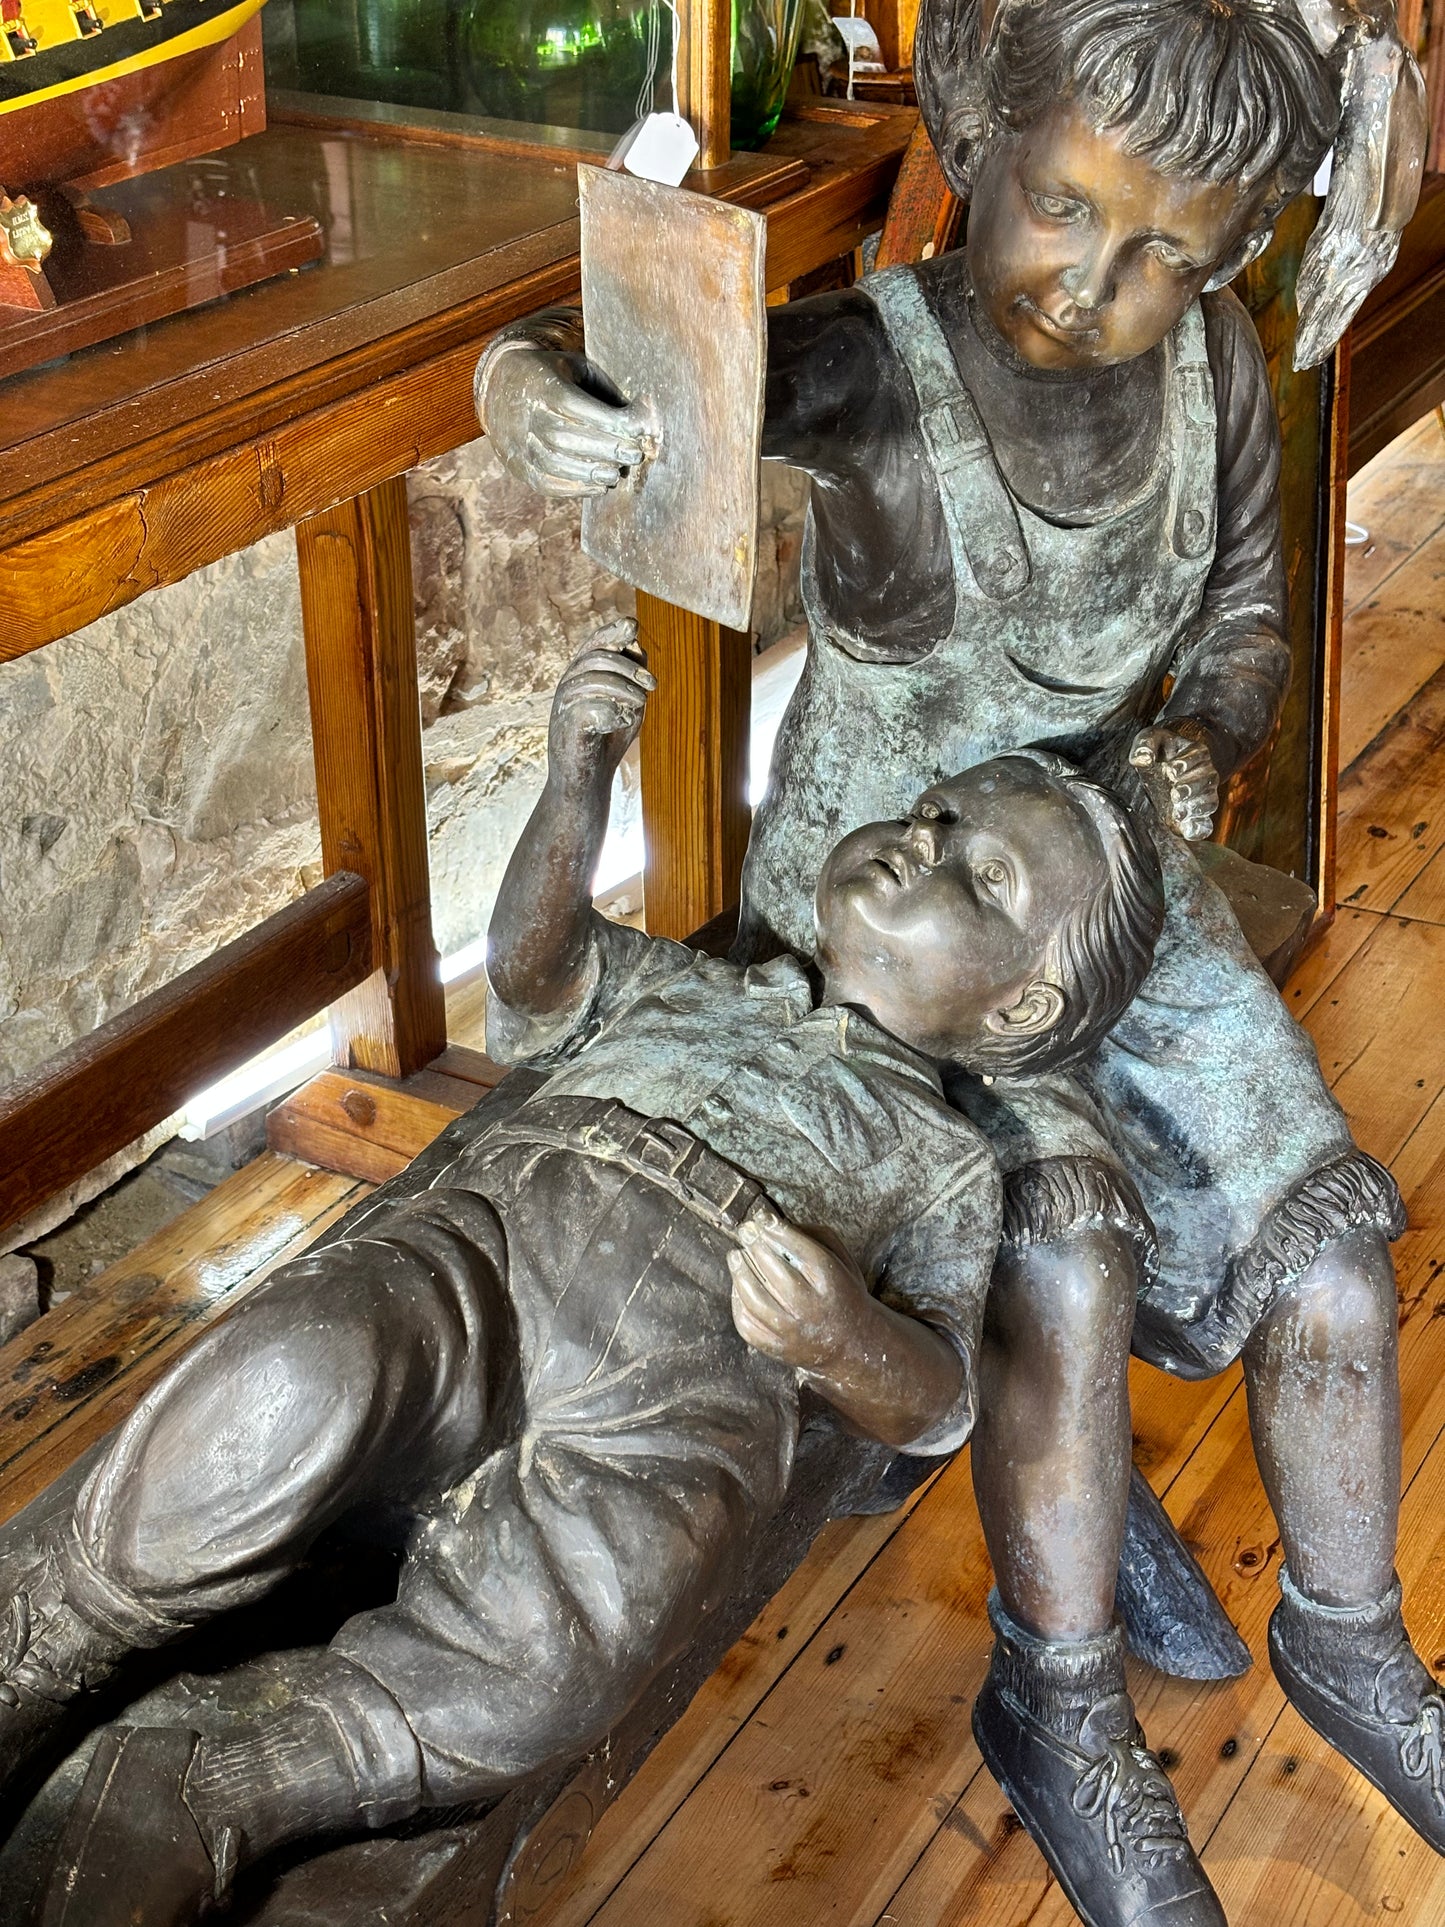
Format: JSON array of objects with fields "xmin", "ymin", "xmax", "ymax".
[{"xmin": 0, "ymin": 438, "xmax": 808, "ymax": 1238}]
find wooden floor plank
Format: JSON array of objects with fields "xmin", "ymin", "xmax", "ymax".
[
  {"xmin": 0, "ymin": 1153, "xmax": 366, "ymax": 1527},
  {"xmin": 1334, "ymin": 665, "xmax": 1445, "ymax": 910},
  {"xmin": 1339, "ymin": 522, "xmax": 1445, "ymax": 769},
  {"xmin": 1343, "ymin": 415, "xmax": 1445, "ymax": 617},
  {"xmin": 1301, "ymin": 914, "xmax": 1445, "ymax": 1167},
  {"xmin": 1388, "ymin": 825, "xmax": 1445, "ymax": 923},
  {"xmin": 1281, "ymin": 906, "xmax": 1382, "ymax": 1022}
]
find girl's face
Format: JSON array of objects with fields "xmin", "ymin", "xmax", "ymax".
[{"xmin": 967, "ymin": 100, "xmax": 1264, "ymax": 371}]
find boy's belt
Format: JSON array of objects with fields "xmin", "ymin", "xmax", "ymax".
[{"xmin": 481, "ymin": 1094, "xmax": 771, "ymax": 1239}]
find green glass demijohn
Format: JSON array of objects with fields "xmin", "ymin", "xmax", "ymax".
[
  {"xmin": 460, "ymin": 0, "xmax": 808, "ymax": 146},
  {"xmin": 276, "ymin": 0, "xmax": 807, "ymax": 148}
]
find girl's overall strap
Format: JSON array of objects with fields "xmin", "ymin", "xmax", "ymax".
[
  {"xmin": 866, "ymin": 265, "xmax": 1032, "ymax": 603},
  {"xmin": 1165, "ymin": 299, "xmax": 1217, "ymax": 563}
]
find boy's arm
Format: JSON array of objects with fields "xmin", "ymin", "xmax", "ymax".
[
  {"xmin": 486, "ymin": 621, "xmax": 654, "ymax": 1023},
  {"xmin": 728, "ymin": 1213, "xmax": 970, "ymax": 1451},
  {"xmin": 729, "ymin": 1128, "xmax": 998, "ymax": 1454}
]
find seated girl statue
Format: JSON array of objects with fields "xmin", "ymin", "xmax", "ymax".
[
  {"xmin": 0, "ymin": 626, "xmax": 1168, "ymax": 1927},
  {"xmin": 479, "ymin": 1, "xmax": 1435, "ymax": 1919}
]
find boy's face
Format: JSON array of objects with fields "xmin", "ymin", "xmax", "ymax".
[
  {"xmin": 813, "ymin": 760, "xmax": 1111, "ymax": 1064},
  {"xmin": 968, "ymin": 100, "xmax": 1264, "ymax": 371}
]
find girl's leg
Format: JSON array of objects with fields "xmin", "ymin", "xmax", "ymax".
[
  {"xmin": 1249, "ymin": 1228, "xmax": 1445, "ymax": 1852},
  {"xmin": 972, "ymin": 1225, "xmax": 1137, "ymax": 1640},
  {"xmin": 971, "ymin": 1226, "xmax": 1226, "ymax": 1926},
  {"xmin": 1244, "ymin": 1225, "xmax": 1400, "ymax": 1607}
]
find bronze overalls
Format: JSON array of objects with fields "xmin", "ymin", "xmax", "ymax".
[{"xmin": 739, "ymin": 265, "xmax": 1400, "ymax": 1374}]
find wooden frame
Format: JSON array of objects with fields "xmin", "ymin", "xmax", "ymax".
[
  {"xmin": 0, "ymin": 71, "xmax": 914, "ymax": 1237},
  {"xmin": 677, "ymin": 0, "xmax": 734, "ymax": 171},
  {"xmin": 0, "ymin": 873, "xmax": 372, "ymax": 1239}
]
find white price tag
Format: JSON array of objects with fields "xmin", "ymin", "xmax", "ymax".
[
  {"xmin": 831, "ymin": 14, "xmax": 885, "ymax": 70},
  {"xmin": 619, "ymin": 111, "xmax": 700, "ymax": 188}
]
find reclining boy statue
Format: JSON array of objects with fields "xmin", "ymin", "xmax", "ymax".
[{"xmin": 0, "ymin": 624, "xmax": 1172, "ymax": 1926}]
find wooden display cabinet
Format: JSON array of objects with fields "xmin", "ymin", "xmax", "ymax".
[{"xmin": 0, "ymin": 0, "xmax": 322, "ymax": 372}]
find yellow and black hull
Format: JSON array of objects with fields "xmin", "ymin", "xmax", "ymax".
[{"xmin": 0, "ymin": 0, "xmax": 267, "ymax": 114}]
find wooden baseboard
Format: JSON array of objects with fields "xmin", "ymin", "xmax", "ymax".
[{"xmin": 266, "ymin": 1065, "xmax": 485, "ymax": 1185}]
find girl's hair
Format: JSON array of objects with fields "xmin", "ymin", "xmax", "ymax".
[{"xmin": 917, "ymin": 0, "xmax": 1340, "ymax": 208}]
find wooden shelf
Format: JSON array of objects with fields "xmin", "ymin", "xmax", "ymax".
[{"xmin": 0, "ymin": 102, "xmax": 913, "ymax": 652}]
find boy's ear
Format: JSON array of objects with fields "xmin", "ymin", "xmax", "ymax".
[
  {"xmin": 1204, "ymin": 225, "xmax": 1274, "ymax": 293},
  {"xmin": 983, "ymin": 980, "xmax": 1066, "ymax": 1040}
]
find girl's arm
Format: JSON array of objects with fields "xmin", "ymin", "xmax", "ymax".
[{"xmin": 476, "ymin": 289, "xmax": 904, "ymax": 497}]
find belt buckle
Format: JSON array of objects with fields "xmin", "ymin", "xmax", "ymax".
[{"xmin": 633, "ymin": 1118, "xmax": 694, "ymax": 1178}]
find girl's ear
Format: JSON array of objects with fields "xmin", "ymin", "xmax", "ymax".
[{"xmin": 1204, "ymin": 225, "xmax": 1274, "ymax": 292}]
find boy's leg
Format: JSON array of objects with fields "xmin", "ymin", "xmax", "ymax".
[
  {"xmin": 41, "ymin": 1444, "xmax": 756, "ymax": 1925},
  {"xmin": 37, "ymin": 1150, "xmax": 799, "ymax": 1921},
  {"xmin": 0, "ymin": 1188, "xmax": 509, "ymax": 1803}
]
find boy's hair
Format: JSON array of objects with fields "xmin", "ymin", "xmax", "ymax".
[
  {"xmin": 918, "ymin": 0, "xmax": 1340, "ymax": 211},
  {"xmin": 969, "ymin": 750, "xmax": 1166, "ymax": 1078}
]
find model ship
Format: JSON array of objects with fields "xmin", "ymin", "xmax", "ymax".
[
  {"xmin": 0, "ymin": 0, "xmax": 268, "ymax": 90},
  {"xmin": 0, "ymin": 0, "xmax": 324, "ymax": 377}
]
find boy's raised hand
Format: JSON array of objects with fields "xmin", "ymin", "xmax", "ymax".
[
  {"xmin": 1130, "ymin": 723, "xmax": 1220, "ymax": 842},
  {"xmin": 479, "ymin": 347, "xmax": 652, "ymax": 501},
  {"xmin": 548, "ymin": 620, "xmax": 656, "ymax": 794}
]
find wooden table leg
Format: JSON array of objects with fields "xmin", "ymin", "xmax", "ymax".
[
  {"xmin": 636, "ymin": 590, "xmax": 752, "ymax": 941},
  {"xmin": 297, "ymin": 479, "xmax": 447, "ymax": 1078}
]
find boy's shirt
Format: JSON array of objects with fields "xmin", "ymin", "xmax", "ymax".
[{"xmin": 485, "ymin": 911, "xmax": 1002, "ymax": 1457}]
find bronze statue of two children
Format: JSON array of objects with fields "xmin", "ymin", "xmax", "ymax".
[{"xmin": 0, "ymin": 3, "xmax": 1436, "ymax": 1924}]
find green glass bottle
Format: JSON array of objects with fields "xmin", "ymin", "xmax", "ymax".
[
  {"xmin": 271, "ymin": 0, "xmax": 807, "ymax": 148},
  {"xmin": 459, "ymin": 0, "xmax": 666, "ymax": 135},
  {"xmin": 731, "ymin": 0, "xmax": 808, "ymax": 149},
  {"xmin": 281, "ymin": 0, "xmax": 466, "ymax": 113}
]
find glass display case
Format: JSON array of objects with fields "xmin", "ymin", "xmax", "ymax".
[{"xmin": 264, "ymin": 0, "xmax": 806, "ymax": 149}]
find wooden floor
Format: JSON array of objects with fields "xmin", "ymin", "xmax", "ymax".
[{"xmin": 526, "ymin": 416, "xmax": 1445, "ymax": 1927}]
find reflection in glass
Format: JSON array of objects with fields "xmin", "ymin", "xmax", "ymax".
[{"xmin": 268, "ymin": 1, "xmax": 807, "ymax": 148}]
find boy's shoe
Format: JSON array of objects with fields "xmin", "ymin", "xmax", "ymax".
[
  {"xmin": 40, "ymin": 1724, "xmax": 238, "ymax": 1927},
  {"xmin": 1269, "ymin": 1566, "xmax": 1445, "ymax": 1854},
  {"xmin": 972, "ymin": 1592, "xmax": 1227, "ymax": 1927}
]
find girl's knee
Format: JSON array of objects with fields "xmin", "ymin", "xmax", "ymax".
[
  {"xmin": 991, "ymin": 1225, "xmax": 1140, "ymax": 1351},
  {"xmin": 1264, "ymin": 1229, "xmax": 1398, "ymax": 1366}
]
